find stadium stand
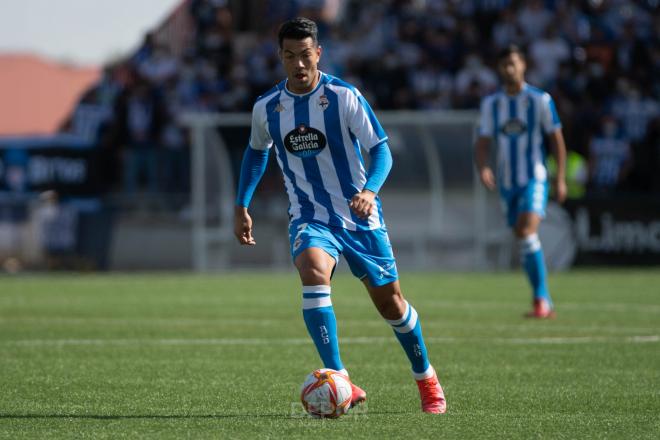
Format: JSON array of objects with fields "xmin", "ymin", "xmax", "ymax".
[{"xmin": 62, "ymin": 0, "xmax": 658, "ymax": 198}]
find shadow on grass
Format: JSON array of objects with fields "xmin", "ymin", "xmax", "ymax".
[{"xmin": 0, "ymin": 410, "xmax": 407, "ymax": 420}]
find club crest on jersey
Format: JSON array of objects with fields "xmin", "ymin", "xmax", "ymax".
[
  {"xmin": 284, "ymin": 124, "xmax": 327, "ymax": 158},
  {"xmin": 501, "ymin": 119, "xmax": 527, "ymax": 136},
  {"xmin": 318, "ymin": 95, "xmax": 330, "ymax": 110},
  {"xmin": 274, "ymin": 103, "xmax": 285, "ymax": 113}
]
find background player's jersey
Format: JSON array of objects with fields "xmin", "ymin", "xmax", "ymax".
[
  {"xmin": 249, "ymin": 72, "xmax": 388, "ymax": 231},
  {"xmin": 479, "ymin": 83, "xmax": 562, "ymax": 190}
]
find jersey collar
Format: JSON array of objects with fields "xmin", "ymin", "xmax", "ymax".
[
  {"xmin": 283, "ymin": 71, "xmax": 325, "ymax": 98},
  {"xmin": 503, "ymin": 82, "xmax": 529, "ymax": 98}
]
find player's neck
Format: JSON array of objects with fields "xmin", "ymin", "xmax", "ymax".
[
  {"xmin": 504, "ymin": 81, "xmax": 525, "ymax": 96},
  {"xmin": 286, "ymin": 71, "xmax": 321, "ymax": 95}
]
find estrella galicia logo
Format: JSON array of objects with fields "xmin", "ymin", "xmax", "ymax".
[
  {"xmin": 501, "ymin": 119, "xmax": 527, "ymax": 136},
  {"xmin": 284, "ymin": 124, "xmax": 327, "ymax": 158}
]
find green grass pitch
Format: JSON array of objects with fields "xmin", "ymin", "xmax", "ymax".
[{"xmin": 1, "ymin": 270, "xmax": 659, "ymax": 439}]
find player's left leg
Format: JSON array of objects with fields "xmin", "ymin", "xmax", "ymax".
[
  {"xmin": 363, "ymin": 279, "xmax": 446, "ymax": 414},
  {"xmin": 340, "ymin": 227, "xmax": 446, "ymax": 413},
  {"xmin": 515, "ymin": 182, "xmax": 555, "ymax": 318}
]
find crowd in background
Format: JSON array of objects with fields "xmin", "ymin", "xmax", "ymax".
[{"xmin": 65, "ymin": 0, "xmax": 660, "ymax": 200}]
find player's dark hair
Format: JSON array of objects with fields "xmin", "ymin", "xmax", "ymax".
[
  {"xmin": 278, "ymin": 17, "xmax": 319, "ymax": 48},
  {"xmin": 497, "ymin": 44, "xmax": 526, "ymax": 62}
]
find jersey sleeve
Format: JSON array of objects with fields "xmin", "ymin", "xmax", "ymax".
[
  {"xmin": 249, "ymin": 100, "xmax": 273, "ymax": 150},
  {"xmin": 478, "ymin": 97, "xmax": 494, "ymax": 137},
  {"xmin": 541, "ymin": 93, "xmax": 562, "ymax": 134},
  {"xmin": 345, "ymin": 89, "xmax": 388, "ymax": 150}
]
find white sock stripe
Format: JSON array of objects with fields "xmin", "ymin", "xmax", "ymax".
[
  {"xmin": 302, "ymin": 285, "xmax": 331, "ymax": 294},
  {"xmin": 302, "ymin": 296, "xmax": 332, "ymax": 310},
  {"xmin": 391, "ymin": 306, "xmax": 419, "ymax": 334},
  {"xmin": 412, "ymin": 365, "xmax": 435, "ymax": 380},
  {"xmin": 519, "ymin": 233, "xmax": 541, "ymax": 254},
  {"xmin": 386, "ymin": 301, "xmax": 410, "ymax": 327}
]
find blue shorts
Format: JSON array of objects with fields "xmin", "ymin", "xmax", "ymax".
[
  {"xmin": 288, "ymin": 221, "xmax": 398, "ymax": 287},
  {"xmin": 500, "ymin": 180, "xmax": 549, "ymax": 227}
]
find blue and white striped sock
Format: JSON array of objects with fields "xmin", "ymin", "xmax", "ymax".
[
  {"xmin": 519, "ymin": 233, "xmax": 553, "ymax": 306},
  {"xmin": 302, "ymin": 285, "xmax": 346, "ymax": 375},
  {"xmin": 386, "ymin": 301, "xmax": 433, "ymax": 379}
]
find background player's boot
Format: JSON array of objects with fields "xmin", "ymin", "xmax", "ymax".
[
  {"xmin": 415, "ymin": 368, "xmax": 446, "ymax": 414},
  {"xmin": 350, "ymin": 382, "xmax": 366, "ymax": 408},
  {"xmin": 525, "ymin": 298, "xmax": 556, "ymax": 319}
]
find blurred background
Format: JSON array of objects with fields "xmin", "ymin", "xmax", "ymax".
[{"xmin": 0, "ymin": 0, "xmax": 658, "ymax": 273}]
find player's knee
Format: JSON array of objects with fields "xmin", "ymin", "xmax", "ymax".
[
  {"xmin": 515, "ymin": 226, "xmax": 533, "ymax": 238},
  {"xmin": 375, "ymin": 291, "xmax": 406, "ymax": 320},
  {"xmin": 298, "ymin": 263, "xmax": 331, "ymax": 285},
  {"xmin": 514, "ymin": 221, "xmax": 537, "ymax": 238}
]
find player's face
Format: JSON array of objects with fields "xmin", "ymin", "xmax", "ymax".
[
  {"xmin": 498, "ymin": 53, "xmax": 526, "ymax": 87},
  {"xmin": 280, "ymin": 37, "xmax": 322, "ymax": 94}
]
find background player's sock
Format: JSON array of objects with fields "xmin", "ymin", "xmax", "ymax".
[
  {"xmin": 519, "ymin": 233, "xmax": 553, "ymax": 307},
  {"xmin": 302, "ymin": 285, "xmax": 345, "ymax": 373},
  {"xmin": 386, "ymin": 301, "xmax": 433, "ymax": 379}
]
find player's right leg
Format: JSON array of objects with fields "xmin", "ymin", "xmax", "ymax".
[
  {"xmin": 514, "ymin": 181, "xmax": 554, "ymax": 318},
  {"xmin": 290, "ymin": 222, "xmax": 346, "ymax": 373},
  {"xmin": 515, "ymin": 212, "xmax": 555, "ymax": 318},
  {"xmin": 290, "ymin": 222, "xmax": 366, "ymax": 406}
]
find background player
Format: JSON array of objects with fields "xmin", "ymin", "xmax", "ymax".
[
  {"xmin": 233, "ymin": 18, "xmax": 446, "ymax": 414},
  {"xmin": 474, "ymin": 45, "xmax": 567, "ymax": 318}
]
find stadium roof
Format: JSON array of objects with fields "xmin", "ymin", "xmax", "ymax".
[{"xmin": 0, "ymin": 53, "xmax": 99, "ymax": 136}]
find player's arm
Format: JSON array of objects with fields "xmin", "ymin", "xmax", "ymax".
[
  {"xmin": 474, "ymin": 97, "xmax": 496, "ymax": 191},
  {"xmin": 234, "ymin": 146, "xmax": 269, "ymax": 245},
  {"xmin": 474, "ymin": 136, "xmax": 496, "ymax": 191},
  {"xmin": 344, "ymin": 89, "xmax": 392, "ymax": 220},
  {"xmin": 547, "ymin": 129, "xmax": 567, "ymax": 203},
  {"xmin": 350, "ymin": 142, "xmax": 393, "ymax": 220},
  {"xmin": 235, "ymin": 101, "xmax": 273, "ymax": 245}
]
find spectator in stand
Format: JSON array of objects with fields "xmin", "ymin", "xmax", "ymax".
[
  {"xmin": 529, "ymin": 24, "xmax": 571, "ymax": 88},
  {"xmin": 611, "ymin": 82, "xmax": 659, "ymax": 143},
  {"xmin": 454, "ymin": 53, "xmax": 497, "ymax": 104},
  {"xmin": 114, "ymin": 75, "xmax": 166, "ymax": 196},
  {"xmin": 161, "ymin": 75, "xmax": 190, "ymax": 199},
  {"xmin": 410, "ymin": 55, "xmax": 453, "ymax": 110},
  {"xmin": 492, "ymin": 8, "xmax": 523, "ymax": 49},
  {"xmin": 132, "ymin": 32, "xmax": 157, "ymax": 66},
  {"xmin": 588, "ymin": 115, "xmax": 632, "ymax": 192},
  {"xmin": 64, "ymin": 0, "xmax": 659, "ymax": 197},
  {"xmin": 517, "ymin": 0, "xmax": 553, "ymax": 41},
  {"xmin": 138, "ymin": 44, "xmax": 179, "ymax": 86}
]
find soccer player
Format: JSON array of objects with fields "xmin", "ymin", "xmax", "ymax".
[
  {"xmin": 474, "ymin": 45, "xmax": 567, "ymax": 318},
  {"xmin": 234, "ymin": 18, "xmax": 446, "ymax": 414}
]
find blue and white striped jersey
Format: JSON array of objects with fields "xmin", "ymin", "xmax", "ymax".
[
  {"xmin": 249, "ymin": 72, "xmax": 388, "ymax": 231},
  {"xmin": 479, "ymin": 83, "xmax": 562, "ymax": 190}
]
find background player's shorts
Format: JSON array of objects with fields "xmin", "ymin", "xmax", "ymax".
[
  {"xmin": 288, "ymin": 221, "xmax": 398, "ymax": 287},
  {"xmin": 499, "ymin": 180, "xmax": 549, "ymax": 227}
]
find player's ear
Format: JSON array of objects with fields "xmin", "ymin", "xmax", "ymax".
[{"xmin": 316, "ymin": 45, "xmax": 322, "ymax": 59}]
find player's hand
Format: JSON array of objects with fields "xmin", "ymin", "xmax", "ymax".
[
  {"xmin": 234, "ymin": 206, "xmax": 256, "ymax": 245},
  {"xmin": 479, "ymin": 167, "xmax": 496, "ymax": 191},
  {"xmin": 349, "ymin": 190, "xmax": 376, "ymax": 220},
  {"xmin": 554, "ymin": 179, "xmax": 567, "ymax": 204}
]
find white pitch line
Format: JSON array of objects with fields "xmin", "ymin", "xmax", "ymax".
[
  {"xmin": 2, "ymin": 335, "xmax": 658, "ymax": 348},
  {"xmin": 1, "ymin": 317, "xmax": 657, "ymax": 336}
]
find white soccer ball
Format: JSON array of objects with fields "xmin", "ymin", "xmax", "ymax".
[{"xmin": 300, "ymin": 368, "xmax": 352, "ymax": 418}]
